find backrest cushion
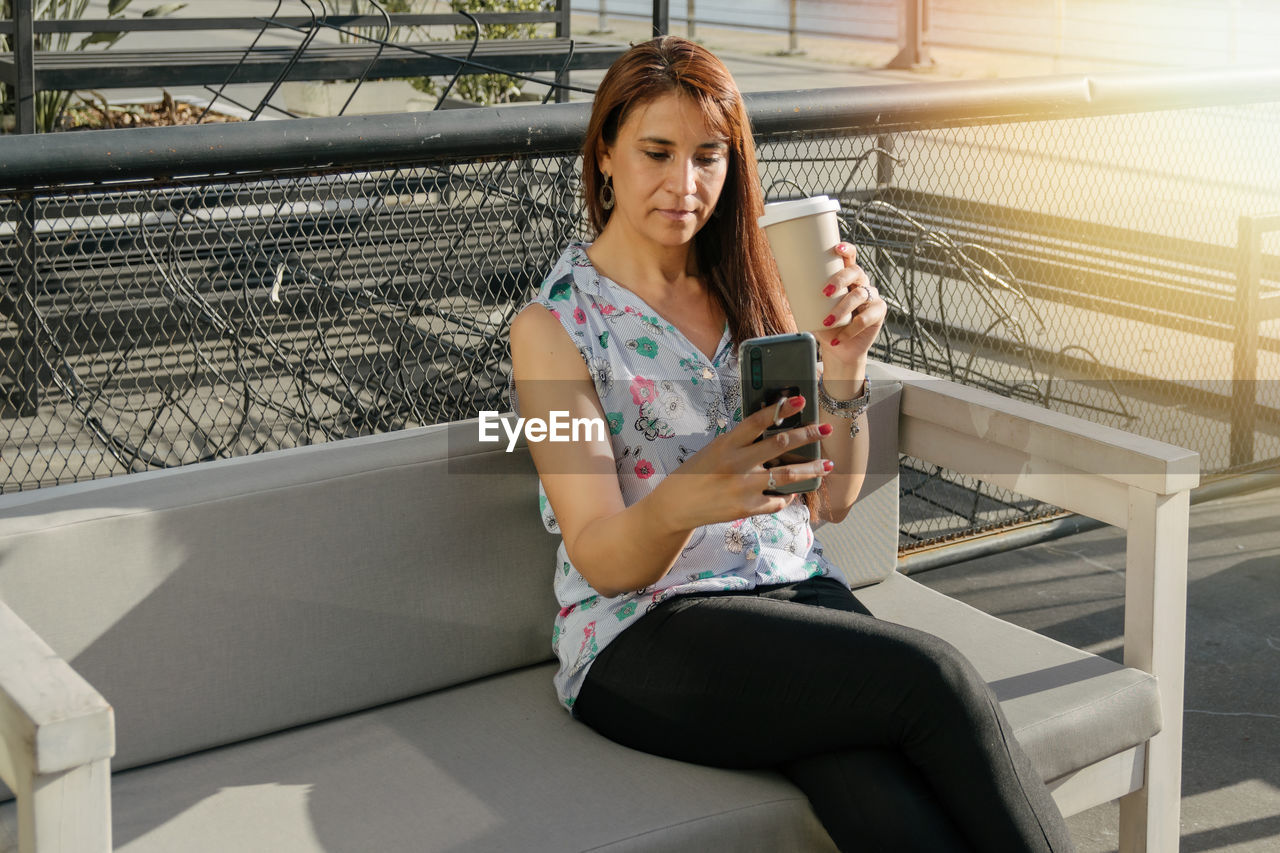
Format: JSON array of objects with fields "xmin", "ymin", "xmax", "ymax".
[
  {"xmin": 0, "ymin": 424, "xmax": 559, "ymax": 782},
  {"xmin": 0, "ymin": 383, "xmax": 901, "ymax": 789}
]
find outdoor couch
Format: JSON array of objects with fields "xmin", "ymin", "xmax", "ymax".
[{"xmin": 0, "ymin": 360, "xmax": 1198, "ymax": 852}]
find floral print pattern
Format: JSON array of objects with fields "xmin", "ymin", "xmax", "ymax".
[
  {"xmin": 630, "ymin": 336, "xmax": 660, "ymax": 359},
  {"xmin": 508, "ymin": 242, "xmax": 846, "ymax": 714}
]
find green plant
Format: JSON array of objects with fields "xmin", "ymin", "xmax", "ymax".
[
  {"xmin": 1, "ymin": 0, "xmax": 187, "ymax": 133},
  {"xmin": 318, "ymin": 0, "xmax": 546, "ymax": 106},
  {"xmin": 445, "ymin": 0, "xmax": 545, "ymax": 105}
]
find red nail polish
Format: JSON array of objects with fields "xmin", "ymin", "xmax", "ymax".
[
  {"xmin": 789, "ymin": 395, "xmax": 804, "ymax": 408},
  {"xmin": 830, "ymin": 338, "xmax": 840, "ymax": 346},
  {"xmin": 818, "ymin": 423, "xmax": 833, "ymax": 436},
  {"xmin": 822, "ymin": 315, "xmax": 835, "ymax": 327},
  {"xmin": 822, "ymin": 284, "xmax": 836, "ymax": 297},
  {"xmin": 822, "ymin": 459, "xmax": 835, "ymax": 472}
]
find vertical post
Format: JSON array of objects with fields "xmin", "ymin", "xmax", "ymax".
[
  {"xmin": 875, "ymin": 134, "xmax": 896, "ymax": 190},
  {"xmin": 783, "ymin": 0, "xmax": 802, "ymax": 55},
  {"xmin": 16, "ymin": 759, "xmax": 114, "ymax": 853},
  {"xmin": 554, "ymin": 0, "xmax": 571, "ymax": 103},
  {"xmin": 1053, "ymin": 0, "xmax": 1064, "ymax": 73},
  {"xmin": 886, "ymin": 0, "xmax": 932, "ymax": 70},
  {"xmin": 687, "ymin": 0, "xmax": 695, "ymax": 41},
  {"xmin": 14, "ymin": 0, "xmax": 36, "ymax": 134},
  {"xmin": 592, "ymin": 0, "xmax": 611, "ymax": 35},
  {"xmin": 1118, "ymin": 487, "xmax": 1189, "ymax": 853},
  {"xmin": 652, "ymin": 0, "xmax": 669, "ymax": 37},
  {"xmin": 1231, "ymin": 214, "xmax": 1261, "ymax": 469},
  {"xmin": 1230, "ymin": 212, "xmax": 1280, "ymax": 470},
  {"xmin": 1229, "ymin": 0, "xmax": 1240, "ymax": 64},
  {"xmin": 12, "ymin": 192, "xmax": 42, "ymax": 417}
]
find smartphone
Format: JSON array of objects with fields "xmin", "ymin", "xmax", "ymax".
[{"xmin": 738, "ymin": 332, "xmax": 821, "ymax": 495}]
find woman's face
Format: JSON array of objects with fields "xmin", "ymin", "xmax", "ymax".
[{"xmin": 598, "ymin": 92, "xmax": 730, "ymax": 252}]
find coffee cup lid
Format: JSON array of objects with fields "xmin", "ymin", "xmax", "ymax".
[{"xmin": 757, "ymin": 195, "xmax": 841, "ymax": 229}]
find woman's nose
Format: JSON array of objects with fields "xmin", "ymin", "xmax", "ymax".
[{"xmin": 667, "ymin": 159, "xmax": 698, "ymax": 196}]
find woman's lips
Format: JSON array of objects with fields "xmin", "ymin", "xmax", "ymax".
[{"xmin": 657, "ymin": 208, "xmax": 695, "ymax": 221}]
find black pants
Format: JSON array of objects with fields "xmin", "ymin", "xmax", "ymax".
[{"xmin": 573, "ymin": 575, "xmax": 1076, "ymax": 853}]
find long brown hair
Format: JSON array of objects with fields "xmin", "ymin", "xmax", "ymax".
[
  {"xmin": 581, "ymin": 36, "xmax": 794, "ymax": 348},
  {"xmin": 583, "ymin": 38, "xmax": 831, "ymax": 515}
]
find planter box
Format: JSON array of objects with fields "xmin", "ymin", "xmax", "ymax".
[{"xmin": 281, "ymin": 79, "xmax": 440, "ymax": 117}]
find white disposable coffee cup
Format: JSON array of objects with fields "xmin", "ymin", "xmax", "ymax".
[{"xmin": 757, "ymin": 195, "xmax": 844, "ymax": 332}]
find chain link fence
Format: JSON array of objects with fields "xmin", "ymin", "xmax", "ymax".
[
  {"xmin": 1, "ymin": 157, "xmax": 578, "ymax": 482},
  {"xmin": 755, "ymin": 101, "xmax": 1280, "ymax": 546},
  {"xmin": 4, "ymin": 74, "xmax": 1279, "ymax": 549}
]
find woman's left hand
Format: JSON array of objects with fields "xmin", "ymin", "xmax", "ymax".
[{"xmin": 811, "ymin": 242, "xmax": 885, "ymax": 368}]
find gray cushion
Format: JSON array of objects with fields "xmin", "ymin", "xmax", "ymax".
[
  {"xmin": 0, "ymin": 569, "xmax": 1159, "ymax": 851},
  {"xmin": 0, "ymin": 425, "xmax": 561, "ymax": 779},
  {"xmin": 0, "ymin": 663, "xmax": 836, "ymax": 853},
  {"xmin": 854, "ymin": 572, "xmax": 1162, "ymax": 782},
  {"xmin": 0, "ymin": 385, "xmax": 906, "ymax": 785}
]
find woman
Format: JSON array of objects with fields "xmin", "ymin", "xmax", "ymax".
[{"xmin": 508, "ymin": 35, "xmax": 1074, "ymax": 853}]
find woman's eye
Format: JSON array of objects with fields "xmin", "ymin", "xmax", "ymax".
[
  {"xmin": 698, "ymin": 156, "xmax": 723, "ymax": 167},
  {"xmin": 644, "ymin": 151, "xmax": 668, "ymax": 161}
]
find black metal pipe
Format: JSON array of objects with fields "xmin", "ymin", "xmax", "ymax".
[
  {"xmin": 748, "ymin": 66, "xmax": 1280, "ymax": 136},
  {"xmin": 0, "ymin": 100, "xmax": 591, "ymax": 188},
  {"xmin": 652, "ymin": 0, "xmax": 670, "ymax": 37},
  {"xmin": 898, "ymin": 512, "xmax": 1105, "ymax": 576},
  {"xmin": 13, "ymin": 0, "xmax": 35, "ymax": 134},
  {"xmin": 2, "ymin": 13, "xmax": 560, "ymax": 34},
  {"xmin": 3, "ymin": 66, "xmax": 1280, "ymax": 190},
  {"xmin": 899, "ymin": 465, "xmax": 1280, "ymax": 575}
]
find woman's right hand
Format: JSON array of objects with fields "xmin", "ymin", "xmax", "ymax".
[{"xmin": 654, "ymin": 395, "xmax": 833, "ymax": 531}]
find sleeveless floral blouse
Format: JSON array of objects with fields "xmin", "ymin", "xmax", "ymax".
[{"xmin": 509, "ymin": 242, "xmax": 847, "ymax": 715}]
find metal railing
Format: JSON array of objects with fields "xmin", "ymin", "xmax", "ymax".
[
  {"xmin": 579, "ymin": 0, "xmax": 1280, "ymax": 70},
  {"xmin": 924, "ymin": 0, "xmax": 1274, "ymax": 69},
  {"xmin": 0, "ymin": 0, "xmax": 593, "ymax": 133},
  {"xmin": 3, "ymin": 67, "xmax": 1280, "ymax": 549}
]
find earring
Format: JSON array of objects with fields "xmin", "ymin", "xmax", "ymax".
[{"xmin": 600, "ymin": 175, "xmax": 615, "ymax": 211}]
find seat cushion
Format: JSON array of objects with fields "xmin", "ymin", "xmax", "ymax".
[
  {"xmin": 0, "ymin": 573, "xmax": 1160, "ymax": 853},
  {"xmin": 0, "ymin": 663, "xmax": 836, "ymax": 853},
  {"xmin": 854, "ymin": 572, "xmax": 1161, "ymax": 782}
]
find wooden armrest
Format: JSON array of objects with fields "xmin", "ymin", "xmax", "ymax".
[
  {"xmin": 0, "ymin": 600, "xmax": 113, "ymax": 784},
  {"xmin": 867, "ymin": 360, "xmax": 1192, "ymax": 850},
  {"xmin": 0, "ymin": 598, "xmax": 113, "ymax": 852},
  {"xmin": 866, "ymin": 360, "xmax": 1199, "ymax": 528}
]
